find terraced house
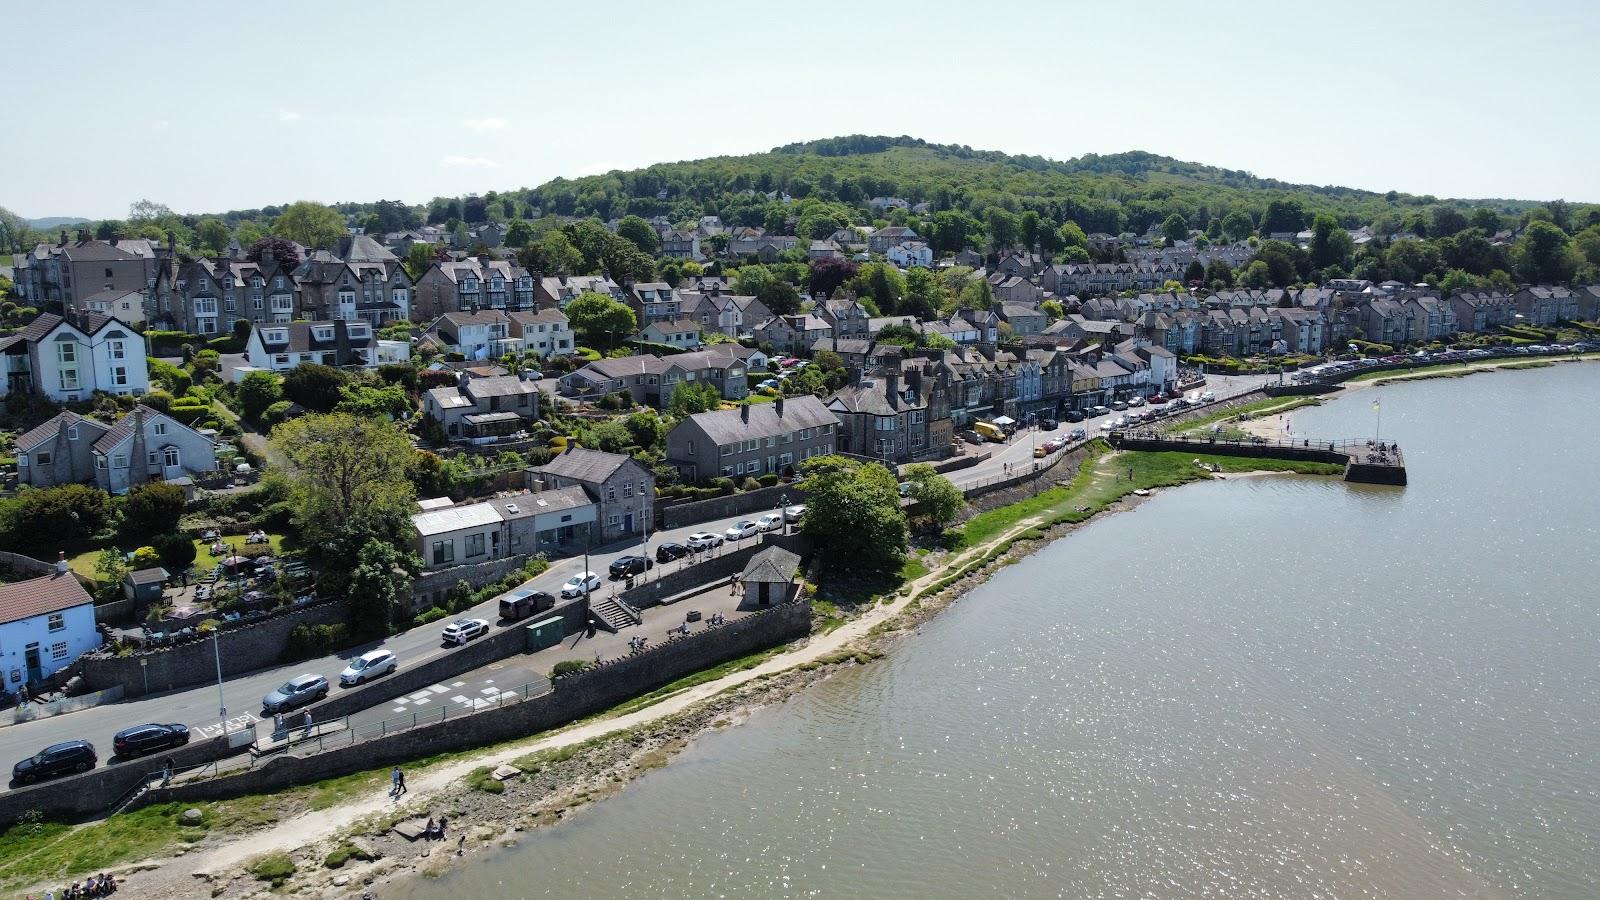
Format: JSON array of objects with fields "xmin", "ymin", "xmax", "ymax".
[
  {"xmin": 11, "ymin": 232, "xmax": 161, "ymax": 307},
  {"xmin": 413, "ymin": 257, "xmax": 534, "ymax": 320},
  {"xmin": 665, "ymin": 395, "xmax": 840, "ymax": 483},
  {"xmin": 295, "ymin": 235, "xmax": 413, "ymax": 324},
  {"xmin": 557, "ymin": 345, "xmax": 760, "ymax": 408},
  {"xmin": 153, "ymin": 256, "xmax": 299, "ymax": 334},
  {"xmin": 826, "ymin": 359, "xmax": 952, "ymax": 463},
  {"xmin": 0, "ymin": 312, "xmax": 148, "ymax": 402},
  {"xmin": 16, "ymin": 405, "xmax": 216, "ymax": 493}
]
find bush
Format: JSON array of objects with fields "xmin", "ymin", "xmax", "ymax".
[
  {"xmin": 237, "ymin": 371, "xmax": 283, "ymax": 421},
  {"xmin": 282, "ymin": 623, "xmax": 350, "ymax": 661},
  {"xmin": 247, "ymin": 852, "xmax": 296, "ymax": 886},
  {"xmin": 122, "ymin": 481, "xmax": 186, "ymax": 537},
  {"xmin": 324, "ymin": 842, "xmax": 378, "ymax": 869},
  {"xmin": 261, "ymin": 400, "xmax": 292, "ymax": 426},
  {"xmin": 412, "ymin": 606, "xmax": 449, "ymax": 627},
  {"xmin": 2, "ymin": 484, "xmax": 111, "ymax": 556},
  {"xmin": 551, "ymin": 659, "xmax": 590, "ymax": 677},
  {"xmin": 710, "ymin": 477, "xmax": 735, "ymax": 496},
  {"xmin": 153, "ymin": 532, "xmax": 198, "ymax": 572},
  {"xmin": 739, "ymin": 477, "xmax": 761, "ymax": 492},
  {"xmin": 166, "ymin": 401, "xmax": 210, "ymax": 426},
  {"xmin": 466, "ymin": 766, "xmax": 506, "ymax": 794},
  {"xmin": 758, "ymin": 473, "xmax": 779, "ymax": 487}
]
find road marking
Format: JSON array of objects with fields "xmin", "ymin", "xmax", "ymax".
[
  {"xmin": 192, "ymin": 713, "xmax": 258, "ymax": 740},
  {"xmin": 412, "ymin": 697, "xmax": 431, "ymax": 706},
  {"xmin": 391, "ymin": 706, "xmax": 407, "ymax": 713},
  {"xmin": 450, "ymin": 695, "xmax": 471, "ymax": 704},
  {"xmin": 478, "ymin": 687, "xmax": 499, "ymax": 695},
  {"xmin": 406, "ymin": 691, "xmax": 432, "ymax": 702},
  {"xmin": 451, "ymin": 681, "xmax": 465, "ymax": 688},
  {"xmin": 427, "ymin": 684, "xmax": 448, "ymax": 694}
]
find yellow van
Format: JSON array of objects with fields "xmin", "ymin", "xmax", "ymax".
[{"xmin": 974, "ymin": 421, "xmax": 1006, "ymax": 442}]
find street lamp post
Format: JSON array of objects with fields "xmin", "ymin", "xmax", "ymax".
[
  {"xmin": 779, "ymin": 493, "xmax": 788, "ymax": 534},
  {"xmin": 212, "ymin": 629, "xmax": 226, "ymax": 719}
]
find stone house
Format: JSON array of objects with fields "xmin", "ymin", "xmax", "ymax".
[
  {"xmin": 244, "ymin": 319, "xmax": 384, "ymax": 372},
  {"xmin": 1514, "ymin": 286, "xmax": 1578, "ymax": 326},
  {"xmin": 754, "ymin": 314, "xmax": 833, "ymax": 356},
  {"xmin": 639, "ymin": 318, "xmax": 703, "ymax": 350},
  {"xmin": 996, "ymin": 302, "xmax": 1048, "ymax": 336},
  {"xmin": 665, "ymin": 395, "xmax": 839, "ymax": 483},
  {"xmin": 424, "ymin": 310, "xmax": 516, "ymax": 361},
  {"xmin": 423, "ymin": 373, "xmax": 540, "ymax": 443},
  {"xmin": 526, "ymin": 447, "xmax": 655, "ymax": 543},
  {"xmin": 294, "ymin": 236, "xmax": 414, "ymax": 325},
  {"xmin": 11, "ymin": 232, "xmax": 160, "ymax": 308},
  {"xmin": 816, "ymin": 298, "xmax": 871, "ymax": 341},
  {"xmin": 825, "ymin": 360, "xmax": 952, "ymax": 463},
  {"xmin": 868, "ymin": 226, "xmax": 919, "ymax": 254},
  {"xmin": 16, "ymin": 405, "xmax": 216, "ymax": 493},
  {"xmin": 413, "ymin": 258, "xmax": 534, "ymax": 320},
  {"xmin": 628, "ymin": 282, "xmax": 684, "ymax": 325},
  {"xmin": 536, "ymin": 274, "xmax": 624, "ymax": 310}
]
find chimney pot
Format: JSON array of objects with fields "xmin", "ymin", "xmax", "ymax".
[
  {"xmin": 740, "ymin": 404, "xmax": 750, "ymax": 424},
  {"xmin": 775, "ymin": 396, "xmax": 784, "ymax": 417}
]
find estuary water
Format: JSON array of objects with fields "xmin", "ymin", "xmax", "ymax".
[{"xmin": 423, "ymin": 362, "xmax": 1600, "ymax": 898}]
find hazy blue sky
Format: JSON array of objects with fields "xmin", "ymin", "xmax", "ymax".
[{"xmin": 12, "ymin": 0, "xmax": 1598, "ymax": 219}]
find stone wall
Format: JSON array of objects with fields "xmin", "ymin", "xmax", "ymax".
[
  {"xmin": 80, "ymin": 600, "xmax": 350, "ymax": 697},
  {"xmin": 658, "ymin": 483, "xmax": 807, "ymax": 530},
  {"xmin": 962, "ymin": 443, "xmax": 1097, "ymax": 515},
  {"xmin": 133, "ymin": 600, "xmax": 812, "ymax": 809},
  {"xmin": 303, "ymin": 596, "xmax": 588, "ymax": 723},
  {"xmin": 411, "ymin": 555, "xmax": 529, "ymax": 612},
  {"xmin": 0, "ymin": 734, "xmax": 231, "ymax": 827},
  {"xmin": 1110, "ymin": 434, "xmax": 1349, "ymax": 466}
]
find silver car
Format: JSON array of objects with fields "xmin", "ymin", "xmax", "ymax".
[{"xmin": 262, "ymin": 673, "xmax": 328, "ymax": 713}]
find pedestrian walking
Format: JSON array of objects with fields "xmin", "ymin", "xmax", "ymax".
[
  {"xmin": 161, "ymin": 758, "xmax": 174, "ymax": 787},
  {"xmin": 391, "ymin": 766, "xmax": 404, "ymax": 797},
  {"xmin": 456, "ymin": 833, "xmax": 466, "ymax": 856},
  {"xmin": 302, "ymin": 710, "xmax": 314, "ymax": 737},
  {"xmin": 273, "ymin": 713, "xmax": 285, "ymax": 739}
]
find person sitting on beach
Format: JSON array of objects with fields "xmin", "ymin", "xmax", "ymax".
[
  {"xmin": 425, "ymin": 817, "xmax": 438, "ymax": 839},
  {"xmin": 438, "ymin": 815, "xmax": 448, "ymax": 837}
]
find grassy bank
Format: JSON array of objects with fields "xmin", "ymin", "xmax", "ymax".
[{"xmin": 1165, "ymin": 397, "xmax": 1319, "ymax": 435}]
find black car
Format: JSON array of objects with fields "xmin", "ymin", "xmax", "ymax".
[
  {"xmin": 13, "ymin": 740, "xmax": 96, "ymax": 785},
  {"xmin": 1039, "ymin": 418, "xmax": 1059, "ymax": 431},
  {"xmin": 1064, "ymin": 410, "xmax": 1086, "ymax": 423},
  {"xmin": 498, "ymin": 589, "xmax": 556, "ymax": 622},
  {"xmin": 655, "ymin": 542, "xmax": 689, "ymax": 563},
  {"xmin": 609, "ymin": 555, "xmax": 654, "ymax": 579},
  {"xmin": 113, "ymin": 723, "xmax": 190, "ymax": 759}
]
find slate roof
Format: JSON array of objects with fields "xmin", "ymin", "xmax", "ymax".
[
  {"xmin": 491, "ymin": 486, "xmax": 592, "ymax": 520},
  {"xmin": 740, "ymin": 545, "xmax": 801, "ymax": 584},
  {"xmin": 0, "ymin": 572, "xmax": 94, "ymax": 625},
  {"xmin": 257, "ymin": 320, "xmax": 375, "ymax": 353},
  {"xmin": 15, "ymin": 411, "xmax": 106, "ymax": 451},
  {"xmin": 463, "ymin": 375, "xmax": 538, "ymax": 399},
  {"xmin": 532, "ymin": 447, "xmax": 633, "ymax": 485},
  {"xmin": 681, "ymin": 395, "xmax": 838, "ymax": 446}
]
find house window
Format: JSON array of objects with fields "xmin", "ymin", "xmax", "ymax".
[
  {"xmin": 112, "ymin": 454, "xmax": 127, "ymax": 468},
  {"xmin": 606, "ymin": 486, "xmax": 616, "ymax": 501},
  {"xmin": 51, "ymin": 642, "xmax": 69, "ymax": 661},
  {"xmin": 163, "ymin": 447, "xmax": 180, "ymax": 468},
  {"xmin": 622, "ymin": 483, "xmax": 633, "ymax": 498},
  {"xmin": 639, "ymin": 480, "xmax": 647, "ymax": 495},
  {"xmin": 721, "ymin": 466, "xmax": 733, "ymax": 477},
  {"xmin": 47, "ymin": 613, "xmax": 64, "ymax": 632},
  {"xmin": 109, "ymin": 340, "xmax": 125, "ymax": 360},
  {"xmin": 113, "ymin": 367, "xmax": 128, "ymax": 386},
  {"xmin": 607, "ymin": 514, "xmax": 620, "ymax": 526},
  {"xmin": 148, "ymin": 452, "xmax": 159, "ymax": 465},
  {"xmin": 67, "ymin": 426, "xmax": 78, "ymax": 441},
  {"xmin": 430, "ymin": 540, "xmax": 455, "ymax": 566},
  {"xmin": 154, "ymin": 422, "xmax": 167, "ymax": 436},
  {"xmin": 465, "ymin": 533, "xmax": 486, "ymax": 558}
]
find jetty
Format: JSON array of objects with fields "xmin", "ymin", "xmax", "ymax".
[{"xmin": 1107, "ymin": 432, "xmax": 1407, "ymax": 486}]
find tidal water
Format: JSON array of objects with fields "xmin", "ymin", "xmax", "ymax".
[{"xmin": 422, "ymin": 363, "xmax": 1600, "ymax": 899}]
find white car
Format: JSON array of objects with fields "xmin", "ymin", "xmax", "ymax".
[
  {"xmin": 783, "ymin": 504, "xmax": 807, "ymax": 523},
  {"xmin": 687, "ymin": 532, "xmax": 723, "ymax": 551},
  {"xmin": 339, "ymin": 649, "xmax": 397, "ymax": 685},
  {"xmin": 725, "ymin": 520, "xmax": 760, "ymax": 541},
  {"xmin": 560, "ymin": 572, "xmax": 602, "ymax": 598},
  {"xmin": 441, "ymin": 618, "xmax": 490, "ymax": 645},
  {"xmin": 757, "ymin": 513, "xmax": 784, "ymax": 532}
]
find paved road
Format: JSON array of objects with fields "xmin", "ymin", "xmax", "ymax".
[
  {"xmin": 0, "ymin": 507, "xmax": 788, "ymax": 786},
  {"xmin": 947, "ymin": 373, "xmax": 1277, "ymax": 489}
]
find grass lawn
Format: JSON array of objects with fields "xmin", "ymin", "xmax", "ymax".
[
  {"xmin": 1166, "ymin": 397, "xmax": 1319, "ymax": 435},
  {"xmin": 68, "ymin": 532, "xmax": 291, "ymax": 579}
]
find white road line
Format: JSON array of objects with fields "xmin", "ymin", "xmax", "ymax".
[
  {"xmin": 427, "ymin": 684, "xmax": 448, "ymax": 694},
  {"xmin": 412, "ymin": 697, "xmax": 431, "ymax": 706},
  {"xmin": 449, "ymin": 695, "xmax": 470, "ymax": 704}
]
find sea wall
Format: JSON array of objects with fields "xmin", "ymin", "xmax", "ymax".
[
  {"xmin": 132, "ymin": 600, "xmax": 812, "ymax": 808},
  {"xmin": 0, "ymin": 734, "xmax": 232, "ymax": 827}
]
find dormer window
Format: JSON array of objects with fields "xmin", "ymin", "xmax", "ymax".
[{"xmin": 313, "ymin": 327, "xmax": 335, "ymax": 341}]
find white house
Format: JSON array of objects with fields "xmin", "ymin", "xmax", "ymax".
[
  {"xmin": 507, "ymin": 308, "xmax": 575, "ymax": 358},
  {"xmin": 887, "ymin": 240, "xmax": 933, "ymax": 269},
  {"xmin": 244, "ymin": 320, "xmax": 382, "ymax": 373},
  {"xmin": 639, "ymin": 318, "xmax": 703, "ymax": 350},
  {"xmin": 0, "ymin": 564, "xmax": 100, "ymax": 686},
  {"xmin": 0, "ymin": 312, "xmax": 149, "ymax": 402}
]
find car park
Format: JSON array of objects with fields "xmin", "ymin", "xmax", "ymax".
[
  {"xmin": 724, "ymin": 520, "xmax": 761, "ymax": 541},
  {"xmin": 783, "ymin": 504, "xmax": 807, "ymax": 523},
  {"xmin": 339, "ymin": 649, "xmax": 397, "ymax": 685},
  {"xmin": 609, "ymin": 555, "xmax": 654, "ymax": 579},
  {"xmin": 112, "ymin": 724, "xmax": 189, "ymax": 759},
  {"xmin": 13, "ymin": 741, "xmax": 96, "ymax": 784},
  {"xmin": 757, "ymin": 513, "xmax": 784, "ymax": 532},
  {"xmin": 499, "ymin": 588, "xmax": 556, "ymax": 620},
  {"xmin": 560, "ymin": 572, "xmax": 603, "ymax": 597},
  {"xmin": 654, "ymin": 542, "xmax": 689, "ymax": 563},
  {"xmin": 441, "ymin": 618, "xmax": 491, "ymax": 645},
  {"xmin": 687, "ymin": 532, "xmax": 723, "ymax": 551},
  {"xmin": 262, "ymin": 673, "xmax": 329, "ymax": 713}
]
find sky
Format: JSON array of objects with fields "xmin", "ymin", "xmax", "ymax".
[{"xmin": 10, "ymin": 0, "xmax": 1599, "ymax": 220}]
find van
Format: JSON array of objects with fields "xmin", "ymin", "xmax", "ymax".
[
  {"xmin": 499, "ymin": 589, "xmax": 556, "ymax": 622},
  {"xmin": 974, "ymin": 421, "xmax": 1006, "ymax": 442}
]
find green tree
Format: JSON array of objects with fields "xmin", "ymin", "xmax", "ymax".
[
  {"xmin": 849, "ymin": 262, "xmax": 906, "ymax": 312},
  {"xmin": 1257, "ymin": 199, "xmax": 1307, "ymax": 235},
  {"xmin": 347, "ymin": 538, "xmax": 415, "ymax": 635},
  {"xmin": 94, "ymin": 548, "xmax": 129, "ymax": 602},
  {"xmin": 1307, "ymin": 214, "xmax": 1354, "ymax": 272},
  {"xmin": 121, "ymin": 481, "xmax": 186, "ymax": 538},
  {"xmin": 1160, "ymin": 213, "xmax": 1188, "ymax": 245},
  {"xmin": 667, "ymin": 380, "xmax": 722, "ymax": 416},
  {"xmin": 282, "ymin": 363, "xmax": 351, "ymax": 412},
  {"xmin": 273, "ymin": 201, "xmax": 346, "ymax": 249},
  {"xmin": 1, "ymin": 484, "xmax": 112, "ymax": 556},
  {"xmin": 732, "ymin": 264, "xmax": 778, "ymax": 297},
  {"xmin": 566, "ymin": 291, "xmax": 637, "ymax": 349},
  {"xmin": 903, "ymin": 463, "xmax": 962, "ymax": 532},
  {"xmin": 797, "ymin": 455, "xmax": 907, "ymax": 574},
  {"xmin": 1240, "ymin": 260, "xmax": 1273, "ymax": 289},
  {"xmin": 901, "ymin": 267, "xmax": 946, "ymax": 320},
  {"xmin": 152, "ymin": 532, "xmax": 198, "ymax": 573},
  {"xmin": 1204, "ymin": 258, "xmax": 1235, "ymax": 288},
  {"xmin": 1513, "ymin": 221, "xmax": 1578, "ymax": 284},
  {"xmin": 600, "ymin": 235, "xmax": 657, "ymax": 284},
  {"xmin": 1057, "ymin": 221, "xmax": 1089, "ymax": 251},
  {"xmin": 1573, "ymin": 225, "xmax": 1600, "ymax": 267},
  {"xmin": 984, "ymin": 207, "xmax": 1019, "ymax": 252},
  {"xmin": 235, "ymin": 219, "xmax": 265, "ymax": 247},
  {"xmin": 403, "ymin": 242, "xmax": 440, "ymax": 280},
  {"xmin": 616, "ymin": 215, "xmax": 660, "ymax": 255},
  {"xmin": 237, "ymin": 370, "xmax": 283, "ymax": 421},
  {"xmin": 1020, "ymin": 210, "xmax": 1042, "ymax": 252},
  {"xmin": 1220, "ymin": 211, "xmax": 1255, "ymax": 241},
  {"xmin": 1469, "ymin": 208, "xmax": 1503, "ymax": 233},
  {"xmin": 505, "ymin": 220, "xmax": 536, "ymax": 248},
  {"xmin": 959, "ymin": 277, "xmax": 994, "ymax": 310},
  {"xmin": 196, "ymin": 217, "xmax": 232, "ymax": 254}
]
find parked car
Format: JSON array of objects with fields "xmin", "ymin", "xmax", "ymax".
[
  {"xmin": 957, "ymin": 429, "xmax": 985, "ymax": 444},
  {"xmin": 1039, "ymin": 418, "xmax": 1059, "ymax": 430},
  {"xmin": 559, "ymin": 572, "xmax": 602, "ymax": 598},
  {"xmin": 13, "ymin": 741, "xmax": 96, "ymax": 785},
  {"xmin": 339, "ymin": 649, "xmax": 398, "ymax": 685},
  {"xmin": 757, "ymin": 513, "xmax": 784, "ymax": 532},
  {"xmin": 262, "ymin": 673, "xmax": 328, "ymax": 713},
  {"xmin": 1069, "ymin": 427, "xmax": 1087, "ymax": 441},
  {"xmin": 1127, "ymin": 396, "xmax": 1145, "ymax": 407},
  {"xmin": 783, "ymin": 504, "xmax": 807, "ymax": 523},
  {"xmin": 1064, "ymin": 410, "xmax": 1085, "ymax": 423},
  {"xmin": 1147, "ymin": 393, "xmax": 1166, "ymax": 403},
  {"xmin": 757, "ymin": 378, "xmax": 781, "ymax": 390},
  {"xmin": 654, "ymin": 542, "xmax": 689, "ymax": 563},
  {"xmin": 724, "ymin": 520, "xmax": 761, "ymax": 541},
  {"xmin": 687, "ymin": 532, "xmax": 723, "ymax": 551},
  {"xmin": 112, "ymin": 724, "xmax": 189, "ymax": 759},
  {"xmin": 1090, "ymin": 405, "xmax": 1111, "ymax": 417},
  {"xmin": 499, "ymin": 588, "xmax": 556, "ymax": 621},
  {"xmin": 1033, "ymin": 445, "xmax": 1048, "ymax": 458},
  {"xmin": 609, "ymin": 555, "xmax": 654, "ymax": 579},
  {"xmin": 1111, "ymin": 400, "xmax": 1129, "ymax": 411},
  {"xmin": 441, "ymin": 618, "xmax": 491, "ymax": 645}
]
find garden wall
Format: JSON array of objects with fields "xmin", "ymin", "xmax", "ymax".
[
  {"xmin": 657, "ymin": 483, "xmax": 807, "ymax": 530},
  {"xmin": 0, "ymin": 734, "xmax": 231, "ymax": 827}
]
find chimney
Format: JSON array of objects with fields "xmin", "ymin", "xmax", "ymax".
[
  {"xmin": 740, "ymin": 404, "xmax": 750, "ymax": 424},
  {"xmin": 774, "ymin": 395, "xmax": 784, "ymax": 418},
  {"xmin": 56, "ymin": 552, "xmax": 69, "ymax": 575},
  {"xmin": 110, "ymin": 231, "xmax": 121, "ymax": 246},
  {"xmin": 886, "ymin": 367, "xmax": 900, "ymax": 400},
  {"xmin": 59, "ymin": 230, "xmax": 69, "ymax": 246}
]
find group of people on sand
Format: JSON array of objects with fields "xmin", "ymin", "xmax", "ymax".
[
  {"xmin": 36, "ymin": 873, "xmax": 116, "ymax": 899},
  {"xmin": 422, "ymin": 816, "xmax": 466, "ymax": 855}
]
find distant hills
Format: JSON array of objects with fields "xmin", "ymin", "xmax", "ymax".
[{"xmin": 25, "ymin": 216, "xmax": 90, "ymax": 230}]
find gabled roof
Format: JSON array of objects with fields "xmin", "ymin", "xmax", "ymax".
[
  {"xmin": 740, "ymin": 545, "xmax": 801, "ymax": 584},
  {"xmin": 94, "ymin": 405, "xmax": 208, "ymax": 455},
  {"xmin": 532, "ymin": 446, "xmax": 636, "ymax": 485},
  {"xmin": 678, "ymin": 395, "xmax": 838, "ymax": 446},
  {"xmin": 0, "ymin": 571, "xmax": 94, "ymax": 625},
  {"xmin": 16, "ymin": 410, "xmax": 109, "ymax": 451}
]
